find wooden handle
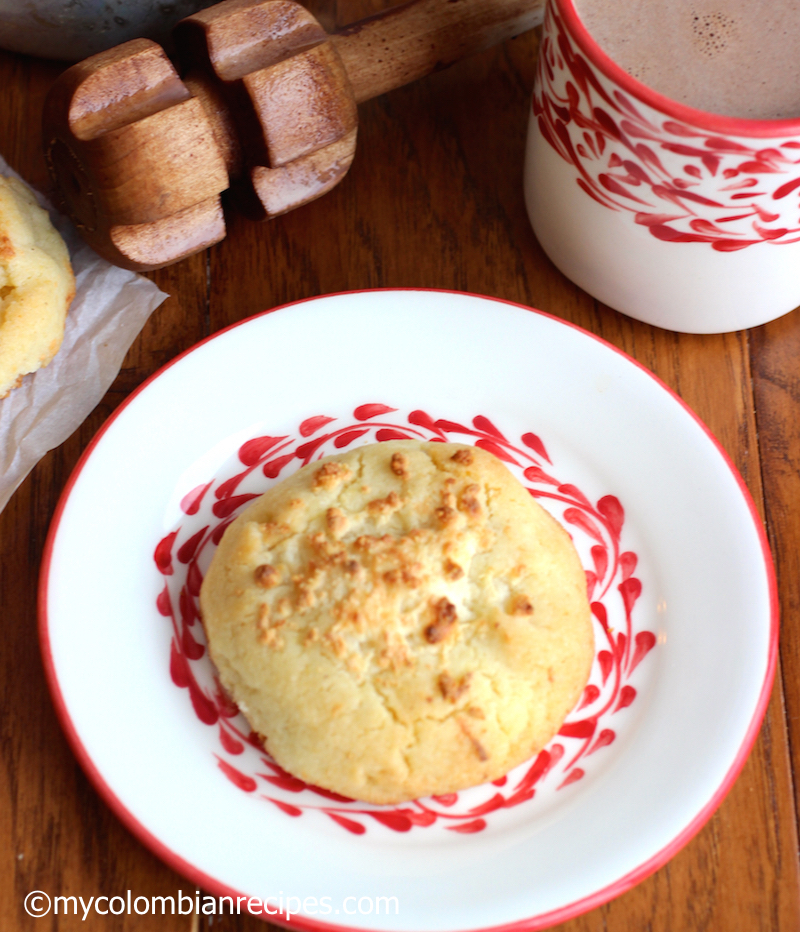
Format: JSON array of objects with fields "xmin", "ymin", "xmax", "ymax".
[
  {"xmin": 43, "ymin": 0, "xmax": 545, "ymax": 271},
  {"xmin": 334, "ymin": 0, "xmax": 544, "ymax": 104}
]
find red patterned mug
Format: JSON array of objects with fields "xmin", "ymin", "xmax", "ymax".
[{"xmin": 524, "ymin": 0, "xmax": 800, "ymax": 333}]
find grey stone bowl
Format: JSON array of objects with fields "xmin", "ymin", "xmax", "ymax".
[{"xmin": 0, "ymin": 0, "xmax": 217, "ymax": 61}]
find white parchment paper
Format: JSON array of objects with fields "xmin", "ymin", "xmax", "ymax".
[{"xmin": 0, "ymin": 155, "xmax": 169, "ymax": 513}]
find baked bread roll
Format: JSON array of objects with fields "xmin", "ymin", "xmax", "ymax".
[
  {"xmin": 201, "ymin": 440, "xmax": 594, "ymax": 804},
  {"xmin": 0, "ymin": 175, "xmax": 75, "ymax": 399}
]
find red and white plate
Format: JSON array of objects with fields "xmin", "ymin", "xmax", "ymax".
[{"xmin": 39, "ymin": 290, "xmax": 776, "ymax": 931}]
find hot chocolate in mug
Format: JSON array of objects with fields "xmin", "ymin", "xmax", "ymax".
[{"xmin": 524, "ymin": 0, "xmax": 800, "ymax": 333}]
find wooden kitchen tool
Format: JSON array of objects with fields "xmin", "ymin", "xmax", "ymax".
[{"xmin": 42, "ymin": 0, "xmax": 544, "ymax": 270}]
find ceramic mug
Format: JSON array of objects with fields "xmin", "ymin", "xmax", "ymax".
[{"xmin": 523, "ymin": 0, "xmax": 800, "ymax": 333}]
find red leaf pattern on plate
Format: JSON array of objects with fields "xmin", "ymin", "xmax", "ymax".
[
  {"xmin": 169, "ymin": 638, "xmax": 190, "ymax": 688},
  {"xmin": 597, "ymin": 496, "xmax": 624, "ymax": 538},
  {"xmin": 521, "ymin": 431, "xmax": 552, "ymax": 463},
  {"xmin": 215, "ymin": 679, "xmax": 239, "ymax": 717},
  {"xmin": 630, "ymin": 630, "xmax": 657, "ymax": 674},
  {"xmin": 591, "ymin": 544, "xmax": 608, "ymax": 583},
  {"xmin": 447, "ymin": 819, "xmax": 487, "ymax": 834},
  {"xmin": 591, "ymin": 602, "xmax": 609, "ymax": 633},
  {"xmin": 524, "ymin": 465, "xmax": 560, "ymax": 485},
  {"xmin": 598, "ymin": 650, "xmax": 614, "ymax": 685},
  {"xmin": 558, "ymin": 719, "xmax": 596, "ymax": 739},
  {"xmin": 238, "ymin": 436, "xmax": 286, "ymax": 466},
  {"xmin": 328, "ymin": 813, "xmax": 366, "ymax": 835},
  {"xmin": 268, "ymin": 798, "xmax": 303, "ymax": 817},
  {"xmin": 354, "ymin": 404, "xmax": 398, "ymax": 420},
  {"xmin": 215, "ymin": 471, "xmax": 249, "ymax": 500},
  {"xmin": 239, "ymin": 437, "xmax": 286, "ymax": 466},
  {"xmin": 189, "ymin": 682, "xmax": 218, "ymax": 726},
  {"xmin": 564, "ymin": 508, "xmax": 605, "ymax": 544},
  {"xmin": 587, "ymin": 729, "xmax": 616, "ymax": 755},
  {"xmin": 212, "ymin": 519, "xmax": 233, "ymax": 545},
  {"xmin": 181, "ymin": 623, "xmax": 204, "ymax": 661},
  {"xmin": 216, "ymin": 757, "xmax": 257, "ymax": 792},
  {"xmin": 615, "ymin": 685, "xmax": 637, "ymax": 712},
  {"xmin": 475, "ymin": 438, "xmax": 520, "ymax": 466},
  {"xmin": 466, "ymin": 793, "xmax": 508, "ymax": 817},
  {"xmin": 432, "ymin": 794, "xmax": 458, "ymax": 806},
  {"xmin": 186, "ymin": 561, "xmax": 203, "ymax": 597},
  {"xmin": 558, "ymin": 483, "xmax": 593, "ymax": 508},
  {"xmin": 472, "ymin": 415, "xmax": 507, "ymax": 441},
  {"xmin": 177, "ymin": 526, "xmax": 207, "ymax": 564},
  {"xmin": 435, "ymin": 419, "xmax": 474, "ymax": 435},
  {"xmin": 557, "ymin": 769, "xmax": 585, "ymax": 790},
  {"xmin": 262, "ymin": 774, "xmax": 307, "ymax": 793},
  {"xmin": 295, "ymin": 435, "xmax": 331, "ymax": 461},
  {"xmin": 154, "ymin": 405, "xmax": 655, "ymax": 835},
  {"xmin": 620, "ymin": 577, "xmax": 643, "ymax": 627},
  {"xmin": 212, "ymin": 493, "xmax": 260, "ymax": 518},
  {"xmin": 154, "ymin": 531, "xmax": 178, "ymax": 575},
  {"xmin": 263, "ymin": 453, "xmax": 296, "ymax": 479},
  {"xmin": 219, "ymin": 724, "xmax": 244, "ymax": 755},
  {"xmin": 180, "ymin": 482, "xmax": 213, "ymax": 516},
  {"xmin": 334, "ymin": 428, "xmax": 369, "ymax": 448},
  {"xmin": 620, "ymin": 551, "xmax": 638, "ymax": 580},
  {"xmin": 156, "ymin": 585, "xmax": 172, "ymax": 617},
  {"xmin": 577, "ymin": 684, "xmax": 600, "ymax": 710},
  {"xmin": 368, "ymin": 811, "xmax": 414, "ymax": 832},
  {"xmin": 407, "ymin": 410, "xmax": 440, "ymax": 433},
  {"xmin": 375, "ymin": 428, "xmax": 413, "ymax": 441},
  {"xmin": 299, "ymin": 415, "xmax": 335, "ymax": 437}
]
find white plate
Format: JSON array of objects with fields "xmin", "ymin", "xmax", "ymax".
[{"xmin": 39, "ymin": 290, "xmax": 776, "ymax": 931}]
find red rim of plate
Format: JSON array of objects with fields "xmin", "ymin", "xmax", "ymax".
[
  {"xmin": 556, "ymin": 0, "xmax": 800, "ymax": 139},
  {"xmin": 38, "ymin": 289, "xmax": 778, "ymax": 932}
]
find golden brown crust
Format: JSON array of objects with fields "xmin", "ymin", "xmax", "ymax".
[
  {"xmin": 200, "ymin": 440, "xmax": 594, "ymax": 804},
  {"xmin": 0, "ymin": 176, "xmax": 74, "ymax": 399}
]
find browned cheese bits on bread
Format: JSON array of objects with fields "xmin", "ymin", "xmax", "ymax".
[
  {"xmin": 200, "ymin": 440, "xmax": 594, "ymax": 804},
  {"xmin": 0, "ymin": 176, "xmax": 74, "ymax": 399}
]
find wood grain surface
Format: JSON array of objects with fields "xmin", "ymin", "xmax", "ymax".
[{"xmin": 2, "ymin": 1, "xmax": 800, "ymax": 929}]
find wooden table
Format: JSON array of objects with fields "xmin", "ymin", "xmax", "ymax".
[{"xmin": 2, "ymin": 3, "xmax": 800, "ymax": 930}]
